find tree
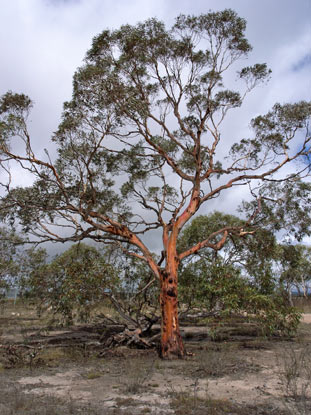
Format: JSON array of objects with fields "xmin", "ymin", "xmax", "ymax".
[
  {"xmin": 177, "ymin": 212, "xmax": 278, "ymax": 308},
  {"xmin": 0, "ymin": 227, "xmax": 23, "ymax": 292},
  {"xmin": 108, "ymin": 251, "xmax": 160, "ymax": 332},
  {"xmin": 242, "ymin": 178, "xmax": 311, "ymax": 243},
  {"xmin": 177, "ymin": 213, "xmax": 301, "ymax": 336},
  {"xmin": 0, "ymin": 10, "xmax": 311, "ymax": 358},
  {"xmin": 23, "ymin": 243, "xmax": 159, "ymax": 331},
  {"xmin": 178, "ymin": 212, "xmax": 278, "ymax": 290},
  {"xmin": 23, "ymin": 243, "xmax": 118, "ymax": 324},
  {"xmin": 277, "ymin": 244, "xmax": 311, "ymax": 305}
]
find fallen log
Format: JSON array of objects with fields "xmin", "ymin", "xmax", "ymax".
[{"xmin": 103, "ymin": 328, "xmax": 154, "ymax": 349}]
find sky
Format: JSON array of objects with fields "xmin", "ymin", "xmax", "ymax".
[{"xmin": 0, "ymin": 0, "xmax": 311, "ymax": 252}]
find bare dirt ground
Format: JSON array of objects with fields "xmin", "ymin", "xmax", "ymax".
[
  {"xmin": 1, "ymin": 303, "xmax": 311, "ymax": 414},
  {"xmin": 302, "ymin": 313, "xmax": 311, "ymax": 324}
]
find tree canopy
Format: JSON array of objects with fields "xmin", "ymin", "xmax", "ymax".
[
  {"xmin": 0, "ymin": 10, "xmax": 310, "ymax": 358},
  {"xmin": 22, "ymin": 242, "xmax": 159, "ymax": 330},
  {"xmin": 0, "ymin": 227, "xmax": 22, "ymax": 291}
]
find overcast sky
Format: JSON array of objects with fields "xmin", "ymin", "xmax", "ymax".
[
  {"xmin": 0, "ymin": 0, "xmax": 311, "ymax": 252},
  {"xmin": 1, "ymin": 0, "xmax": 310, "ymax": 145}
]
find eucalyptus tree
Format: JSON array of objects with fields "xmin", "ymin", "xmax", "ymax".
[
  {"xmin": 242, "ymin": 177, "xmax": 311, "ymax": 242},
  {"xmin": 177, "ymin": 212, "xmax": 279, "ymax": 300},
  {"xmin": 0, "ymin": 227, "xmax": 23, "ymax": 291},
  {"xmin": 23, "ymin": 243, "xmax": 159, "ymax": 329},
  {"xmin": 177, "ymin": 213, "xmax": 301, "ymax": 335},
  {"xmin": 24, "ymin": 243, "xmax": 118, "ymax": 324},
  {"xmin": 1, "ymin": 10, "xmax": 311, "ymax": 358},
  {"xmin": 277, "ymin": 244, "xmax": 311, "ymax": 303}
]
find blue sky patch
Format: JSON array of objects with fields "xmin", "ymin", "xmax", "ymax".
[{"xmin": 292, "ymin": 54, "xmax": 311, "ymax": 71}]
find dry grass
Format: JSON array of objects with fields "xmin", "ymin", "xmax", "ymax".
[
  {"xmin": 193, "ymin": 343, "xmax": 244, "ymax": 378},
  {"xmin": 276, "ymin": 343, "xmax": 311, "ymax": 414},
  {"xmin": 119, "ymin": 356, "xmax": 156, "ymax": 394},
  {"xmin": 0, "ymin": 381, "xmax": 98, "ymax": 415},
  {"xmin": 169, "ymin": 389, "xmax": 289, "ymax": 415},
  {"xmin": 1, "ymin": 299, "xmax": 311, "ymax": 414},
  {"xmin": 292, "ymin": 297, "xmax": 311, "ymax": 313}
]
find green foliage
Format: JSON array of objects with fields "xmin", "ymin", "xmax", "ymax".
[
  {"xmin": 179, "ymin": 257, "xmax": 249, "ymax": 312},
  {"xmin": 107, "ymin": 252, "xmax": 159, "ymax": 329},
  {"xmin": 22, "ymin": 243, "xmax": 159, "ymax": 328},
  {"xmin": 0, "ymin": 227, "xmax": 24, "ymax": 291},
  {"xmin": 178, "ymin": 212, "xmax": 278, "ymax": 293},
  {"xmin": 277, "ymin": 244, "xmax": 311, "ymax": 298},
  {"xmin": 0, "ymin": 92, "xmax": 32, "ymax": 146},
  {"xmin": 231, "ymin": 101, "xmax": 311, "ymax": 169},
  {"xmin": 255, "ymin": 297, "xmax": 301, "ymax": 337},
  {"xmin": 25, "ymin": 243, "xmax": 118, "ymax": 324},
  {"xmin": 241, "ymin": 182, "xmax": 311, "ymax": 244},
  {"xmin": 178, "ymin": 213, "xmax": 300, "ymax": 336}
]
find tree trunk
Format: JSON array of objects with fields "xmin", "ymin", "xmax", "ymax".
[
  {"xmin": 288, "ymin": 286, "xmax": 294, "ymax": 307},
  {"xmin": 159, "ymin": 269, "xmax": 185, "ymax": 359},
  {"xmin": 301, "ymin": 279, "xmax": 308, "ymax": 298}
]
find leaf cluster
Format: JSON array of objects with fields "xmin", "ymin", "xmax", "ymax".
[
  {"xmin": 25, "ymin": 243, "xmax": 118, "ymax": 324},
  {"xmin": 177, "ymin": 212, "xmax": 299, "ymax": 335}
]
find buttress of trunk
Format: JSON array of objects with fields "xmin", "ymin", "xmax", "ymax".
[{"xmin": 160, "ymin": 270, "xmax": 185, "ymax": 359}]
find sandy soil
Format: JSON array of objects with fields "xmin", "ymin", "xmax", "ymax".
[
  {"xmin": 1, "ymin": 313, "xmax": 311, "ymax": 414},
  {"xmin": 15, "ymin": 315, "xmax": 311, "ymax": 414},
  {"xmin": 301, "ymin": 313, "xmax": 311, "ymax": 323}
]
